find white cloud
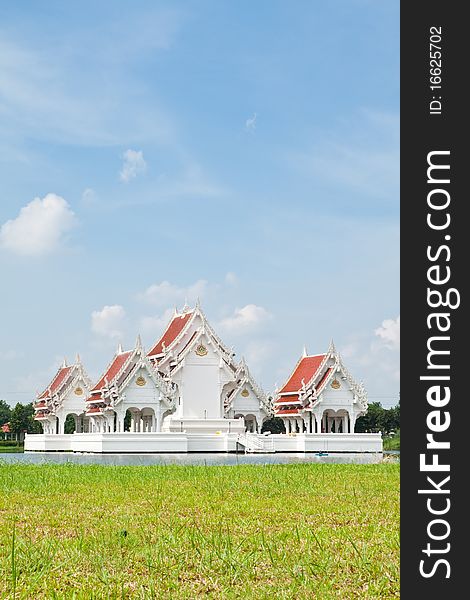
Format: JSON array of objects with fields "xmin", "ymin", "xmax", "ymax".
[
  {"xmin": 139, "ymin": 308, "xmax": 175, "ymax": 338},
  {"xmin": 219, "ymin": 304, "xmax": 271, "ymax": 334},
  {"xmin": 0, "ymin": 193, "xmax": 76, "ymax": 256},
  {"xmin": 243, "ymin": 339, "xmax": 277, "ymax": 371},
  {"xmin": 225, "ymin": 272, "xmax": 238, "ymax": 286},
  {"xmin": 138, "ymin": 279, "xmax": 208, "ymax": 308},
  {"xmin": 375, "ymin": 315, "xmax": 400, "ymax": 350},
  {"xmin": 0, "ymin": 349, "xmax": 21, "ymax": 360},
  {"xmin": 81, "ymin": 188, "xmax": 97, "ymax": 205},
  {"xmin": 91, "ymin": 305, "xmax": 126, "ymax": 338},
  {"xmin": 245, "ymin": 113, "xmax": 257, "ymax": 131},
  {"xmin": 119, "ymin": 149, "xmax": 147, "ymax": 183}
]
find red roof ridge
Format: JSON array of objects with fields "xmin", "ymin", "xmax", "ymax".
[
  {"xmin": 277, "ymin": 353, "xmax": 327, "ymax": 395},
  {"xmin": 38, "ymin": 364, "xmax": 75, "ymax": 399},
  {"xmin": 90, "ymin": 350, "xmax": 133, "ymax": 393},
  {"xmin": 147, "ymin": 310, "xmax": 194, "ymax": 357}
]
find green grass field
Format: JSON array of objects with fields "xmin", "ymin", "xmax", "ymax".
[
  {"xmin": 383, "ymin": 431, "xmax": 400, "ymax": 451},
  {"xmin": 0, "ymin": 463, "xmax": 399, "ymax": 599}
]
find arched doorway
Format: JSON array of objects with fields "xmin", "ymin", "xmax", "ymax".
[{"xmin": 321, "ymin": 409, "xmax": 351, "ymax": 433}]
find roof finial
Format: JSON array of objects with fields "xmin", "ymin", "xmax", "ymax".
[
  {"xmin": 302, "ymin": 345, "xmax": 308, "ymax": 358},
  {"xmin": 328, "ymin": 339, "xmax": 336, "ymax": 354},
  {"xmin": 62, "ymin": 357, "xmax": 67, "ymax": 368},
  {"xmin": 75, "ymin": 352, "xmax": 81, "ymax": 364},
  {"xmin": 117, "ymin": 342, "xmax": 123, "ymax": 354},
  {"xmin": 136, "ymin": 334, "xmax": 143, "ymax": 351},
  {"xmin": 182, "ymin": 297, "xmax": 189, "ymax": 312},
  {"xmin": 195, "ymin": 296, "xmax": 201, "ymax": 310}
]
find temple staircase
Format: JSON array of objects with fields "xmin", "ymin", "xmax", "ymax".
[{"xmin": 237, "ymin": 432, "xmax": 275, "ymax": 453}]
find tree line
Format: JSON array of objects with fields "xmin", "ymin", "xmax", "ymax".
[
  {"xmin": 0, "ymin": 400, "xmax": 42, "ymax": 442},
  {"xmin": 355, "ymin": 401, "xmax": 400, "ymax": 434}
]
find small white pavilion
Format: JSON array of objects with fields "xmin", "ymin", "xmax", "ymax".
[
  {"xmin": 33, "ymin": 356, "xmax": 92, "ymax": 434},
  {"xmin": 274, "ymin": 341, "xmax": 367, "ymax": 434}
]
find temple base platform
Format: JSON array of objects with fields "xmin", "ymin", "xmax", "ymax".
[{"xmin": 24, "ymin": 432, "xmax": 383, "ymax": 453}]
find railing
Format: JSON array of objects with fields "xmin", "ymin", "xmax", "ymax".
[{"xmin": 237, "ymin": 432, "xmax": 274, "ymax": 453}]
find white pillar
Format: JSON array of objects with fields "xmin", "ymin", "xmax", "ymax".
[
  {"xmin": 315, "ymin": 414, "xmax": 321, "ymax": 433},
  {"xmin": 350, "ymin": 414, "xmax": 356, "ymax": 433},
  {"xmin": 343, "ymin": 415, "xmax": 348, "ymax": 433}
]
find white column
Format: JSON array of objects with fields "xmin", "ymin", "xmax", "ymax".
[
  {"xmin": 156, "ymin": 407, "xmax": 161, "ymax": 432},
  {"xmin": 343, "ymin": 415, "xmax": 348, "ymax": 433},
  {"xmin": 315, "ymin": 414, "xmax": 321, "ymax": 433},
  {"xmin": 350, "ymin": 413, "xmax": 356, "ymax": 433}
]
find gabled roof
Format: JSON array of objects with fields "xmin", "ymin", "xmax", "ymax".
[
  {"xmin": 147, "ymin": 311, "xmax": 193, "ymax": 357},
  {"xmin": 38, "ymin": 364, "xmax": 74, "ymax": 399},
  {"xmin": 274, "ymin": 341, "xmax": 368, "ymax": 414},
  {"xmin": 227, "ymin": 358, "xmax": 272, "ymax": 415},
  {"xmin": 147, "ymin": 304, "xmax": 236, "ymax": 372},
  {"xmin": 87, "ymin": 338, "xmax": 175, "ymax": 407},
  {"xmin": 275, "ymin": 394, "xmax": 302, "ymax": 405},
  {"xmin": 278, "ymin": 354, "xmax": 326, "ymax": 394},
  {"xmin": 90, "ymin": 350, "xmax": 132, "ymax": 394}
]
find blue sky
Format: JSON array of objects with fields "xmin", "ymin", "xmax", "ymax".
[{"xmin": 0, "ymin": 1, "xmax": 399, "ymax": 407}]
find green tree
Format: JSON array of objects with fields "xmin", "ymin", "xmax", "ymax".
[
  {"xmin": 355, "ymin": 401, "xmax": 400, "ymax": 434},
  {"xmin": 9, "ymin": 402, "xmax": 42, "ymax": 441},
  {"xmin": 0, "ymin": 399, "xmax": 12, "ymax": 426},
  {"xmin": 261, "ymin": 417, "xmax": 285, "ymax": 434}
]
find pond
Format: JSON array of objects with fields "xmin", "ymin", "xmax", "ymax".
[{"xmin": 0, "ymin": 452, "xmax": 396, "ymax": 466}]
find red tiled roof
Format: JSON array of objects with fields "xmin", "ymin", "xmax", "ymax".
[
  {"xmin": 276, "ymin": 408, "xmax": 301, "ymax": 415},
  {"xmin": 38, "ymin": 366, "xmax": 73, "ymax": 399},
  {"xmin": 91, "ymin": 351, "xmax": 132, "ymax": 392},
  {"xmin": 275, "ymin": 394, "xmax": 301, "ymax": 405},
  {"xmin": 86, "ymin": 406, "xmax": 103, "ymax": 413},
  {"xmin": 34, "ymin": 412, "xmax": 49, "ymax": 419},
  {"xmin": 147, "ymin": 312, "xmax": 193, "ymax": 357},
  {"xmin": 278, "ymin": 355, "xmax": 326, "ymax": 394},
  {"xmin": 86, "ymin": 393, "xmax": 102, "ymax": 403}
]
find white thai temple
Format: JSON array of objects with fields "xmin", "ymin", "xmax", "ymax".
[
  {"xmin": 26, "ymin": 304, "xmax": 381, "ymax": 453},
  {"xmin": 274, "ymin": 341, "xmax": 367, "ymax": 435},
  {"xmin": 33, "ymin": 356, "xmax": 92, "ymax": 434}
]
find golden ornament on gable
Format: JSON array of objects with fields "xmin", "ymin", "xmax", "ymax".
[
  {"xmin": 74, "ymin": 387, "xmax": 83, "ymax": 396},
  {"xmin": 331, "ymin": 379, "xmax": 341, "ymax": 389},
  {"xmin": 136, "ymin": 375, "xmax": 146, "ymax": 387},
  {"xmin": 195, "ymin": 344, "xmax": 208, "ymax": 356},
  {"xmin": 241, "ymin": 388, "xmax": 250, "ymax": 397}
]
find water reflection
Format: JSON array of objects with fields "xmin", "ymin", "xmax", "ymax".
[{"xmin": 1, "ymin": 452, "xmax": 396, "ymax": 466}]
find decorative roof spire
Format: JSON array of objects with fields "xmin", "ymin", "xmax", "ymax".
[
  {"xmin": 328, "ymin": 339, "xmax": 337, "ymax": 355},
  {"xmin": 62, "ymin": 357, "xmax": 67, "ymax": 368},
  {"xmin": 302, "ymin": 345, "xmax": 308, "ymax": 358},
  {"xmin": 75, "ymin": 353, "xmax": 81, "ymax": 365},
  {"xmin": 195, "ymin": 296, "xmax": 201, "ymax": 309},
  {"xmin": 117, "ymin": 342, "xmax": 123, "ymax": 354},
  {"xmin": 135, "ymin": 334, "xmax": 143, "ymax": 351}
]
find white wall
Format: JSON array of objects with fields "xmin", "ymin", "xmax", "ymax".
[{"xmin": 173, "ymin": 334, "xmax": 234, "ymax": 419}]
